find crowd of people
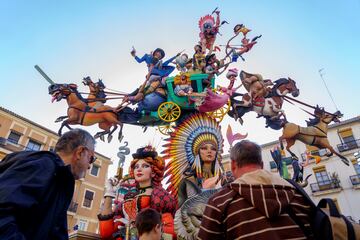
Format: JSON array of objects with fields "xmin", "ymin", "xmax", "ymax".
[{"xmin": 0, "ymin": 127, "xmax": 321, "ymax": 240}]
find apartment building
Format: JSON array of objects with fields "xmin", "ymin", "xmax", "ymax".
[
  {"xmin": 222, "ymin": 115, "xmax": 360, "ymax": 222},
  {"xmin": 0, "ymin": 106, "xmax": 112, "ymax": 234}
]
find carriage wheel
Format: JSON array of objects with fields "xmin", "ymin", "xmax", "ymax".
[
  {"xmin": 206, "ymin": 98, "xmax": 231, "ymax": 122},
  {"xmin": 158, "ymin": 102, "xmax": 181, "ymax": 122},
  {"xmin": 158, "ymin": 123, "xmax": 175, "ymax": 136}
]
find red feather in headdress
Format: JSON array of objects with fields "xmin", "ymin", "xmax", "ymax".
[{"xmin": 198, "ymin": 15, "xmax": 215, "ymax": 32}]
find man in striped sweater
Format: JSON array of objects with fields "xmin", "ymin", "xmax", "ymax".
[{"xmin": 198, "ymin": 140, "xmax": 314, "ymax": 240}]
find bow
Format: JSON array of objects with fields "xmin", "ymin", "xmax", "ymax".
[{"xmin": 216, "ymin": 32, "xmax": 240, "ymax": 76}]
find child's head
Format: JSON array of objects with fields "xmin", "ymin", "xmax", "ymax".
[{"xmin": 135, "ymin": 208, "xmax": 162, "ymax": 239}]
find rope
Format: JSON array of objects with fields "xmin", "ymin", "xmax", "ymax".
[{"xmin": 319, "ymin": 69, "xmax": 339, "ymax": 111}]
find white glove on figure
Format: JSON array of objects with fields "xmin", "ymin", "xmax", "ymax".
[{"xmin": 104, "ymin": 177, "xmax": 119, "ymax": 198}]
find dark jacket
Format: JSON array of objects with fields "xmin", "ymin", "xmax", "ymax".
[
  {"xmin": 0, "ymin": 151, "xmax": 74, "ymax": 240},
  {"xmin": 198, "ymin": 169, "xmax": 314, "ymax": 240}
]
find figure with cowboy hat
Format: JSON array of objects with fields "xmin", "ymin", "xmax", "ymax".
[{"xmin": 131, "ymin": 47, "xmax": 181, "ymax": 78}]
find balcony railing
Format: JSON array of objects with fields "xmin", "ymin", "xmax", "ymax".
[
  {"xmin": 310, "ymin": 179, "xmax": 341, "ymax": 193},
  {"xmin": 350, "ymin": 174, "xmax": 360, "ymax": 186},
  {"xmin": 337, "ymin": 139, "xmax": 360, "ymax": 152},
  {"xmin": 0, "ymin": 137, "xmax": 44, "ymax": 152},
  {"xmin": 300, "ymin": 149, "xmax": 328, "ymax": 163},
  {"xmin": 68, "ymin": 201, "xmax": 78, "ymax": 213}
]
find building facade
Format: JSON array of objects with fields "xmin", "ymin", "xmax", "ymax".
[
  {"xmin": 0, "ymin": 106, "xmax": 112, "ymax": 234},
  {"xmin": 261, "ymin": 116, "xmax": 360, "ymax": 222},
  {"xmin": 221, "ymin": 116, "xmax": 360, "ymax": 222}
]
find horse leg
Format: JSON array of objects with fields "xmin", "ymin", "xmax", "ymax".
[
  {"xmin": 327, "ymin": 145, "xmax": 349, "ymax": 166},
  {"xmin": 58, "ymin": 120, "xmax": 72, "ymax": 136},
  {"xmin": 107, "ymin": 125, "xmax": 118, "ymax": 143},
  {"xmin": 58, "ymin": 122, "xmax": 66, "ymax": 136},
  {"xmin": 55, "ymin": 115, "xmax": 68, "ymax": 123},
  {"xmin": 285, "ymin": 138, "xmax": 298, "ymax": 159},
  {"xmin": 118, "ymin": 123, "xmax": 124, "ymax": 143},
  {"xmin": 95, "ymin": 122, "xmax": 111, "ymax": 142}
]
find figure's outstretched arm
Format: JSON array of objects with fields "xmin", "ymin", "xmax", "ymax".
[
  {"xmin": 215, "ymin": 11, "xmax": 220, "ymax": 27},
  {"xmin": 134, "ymin": 54, "xmax": 148, "ymax": 63},
  {"xmin": 163, "ymin": 52, "xmax": 181, "ymax": 66}
]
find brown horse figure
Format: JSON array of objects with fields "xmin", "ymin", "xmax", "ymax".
[
  {"xmin": 82, "ymin": 76, "xmax": 107, "ymax": 108},
  {"xmin": 48, "ymin": 83, "xmax": 123, "ymax": 143},
  {"xmin": 279, "ymin": 107, "xmax": 349, "ymax": 165}
]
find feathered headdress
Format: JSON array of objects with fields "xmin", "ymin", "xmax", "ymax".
[
  {"xmin": 162, "ymin": 113, "xmax": 223, "ymax": 197},
  {"xmin": 199, "ymin": 15, "xmax": 215, "ymax": 33}
]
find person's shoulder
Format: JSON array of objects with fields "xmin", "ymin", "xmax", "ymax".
[
  {"xmin": 21, "ymin": 151, "xmax": 63, "ymax": 171},
  {"xmin": 208, "ymin": 185, "xmax": 233, "ymax": 204}
]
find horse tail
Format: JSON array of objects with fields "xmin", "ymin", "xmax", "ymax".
[{"xmin": 299, "ymin": 174, "xmax": 312, "ymax": 188}]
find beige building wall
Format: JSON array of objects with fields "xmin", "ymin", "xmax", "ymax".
[{"xmin": 0, "ymin": 106, "xmax": 112, "ymax": 234}]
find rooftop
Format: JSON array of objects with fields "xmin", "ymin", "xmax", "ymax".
[{"xmin": 0, "ymin": 106, "xmax": 111, "ymax": 161}]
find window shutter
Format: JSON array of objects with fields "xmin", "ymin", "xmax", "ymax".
[{"xmin": 338, "ymin": 128, "xmax": 353, "ymax": 138}]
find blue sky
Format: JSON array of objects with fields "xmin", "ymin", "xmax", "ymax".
[{"xmin": 1, "ymin": 0, "xmax": 359, "ymax": 175}]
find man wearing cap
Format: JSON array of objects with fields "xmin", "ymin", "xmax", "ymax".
[{"xmin": 131, "ymin": 47, "xmax": 180, "ymax": 77}]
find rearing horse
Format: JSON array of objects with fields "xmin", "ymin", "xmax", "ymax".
[
  {"xmin": 82, "ymin": 77, "xmax": 107, "ymax": 108},
  {"xmin": 279, "ymin": 108, "xmax": 349, "ymax": 165},
  {"xmin": 230, "ymin": 77, "xmax": 299, "ymax": 126},
  {"xmin": 48, "ymin": 83, "xmax": 123, "ymax": 143},
  {"xmin": 252, "ymin": 77, "xmax": 299, "ymax": 119}
]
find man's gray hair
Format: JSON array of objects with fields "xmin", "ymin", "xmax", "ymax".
[
  {"xmin": 55, "ymin": 129, "xmax": 95, "ymax": 153},
  {"xmin": 230, "ymin": 140, "xmax": 262, "ymax": 167}
]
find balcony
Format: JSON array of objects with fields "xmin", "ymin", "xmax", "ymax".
[
  {"xmin": 350, "ymin": 174, "xmax": 360, "ymax": 189},
  {"xmin": 310, "ymin": 179, "xmax": 342, "ymax": 196},
  {"xmin": 337, "ymin": 139, "xmax": 360, "ymax": 152},
  {"xmin": 300, "ymin": 149, "xmax": 328, "ymax": 164},
  {"xmin": 0, "ymin": 137, "xmax": 44, "ymax": 152},
  {"xmin": 68, "ymin": 201, "xmax": 78, "ymax": 214}
]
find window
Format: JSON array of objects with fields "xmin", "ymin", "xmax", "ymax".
[
  {"xmin": 26, "ymin": 140, "xmax": 41, "ymax": 151},
  {"xmin": 7, "ymin": 131, "xmax": 21, "ymax": 144},
  {"xmin": 78, "ymin": 219, "xmax": 87, "ymax": 231},
  {"xmin": 90, "ymin": 164, "xmax": 100, "ymax": 177},
  {"xmin": 353, "ymin": 160, "xmax": 360, "ymax": 175},
  {"xmin": 338, "ymin": 128, "xmax": 358, "ymax": 150},
  {"xmin": 83, "ymin": 190, "xmax": 94, "ymax": 208},
  {"xmin": 49, "ymin": 146, "xmax": 55, "ymax": 152},
  {"xmin": 313, "ymin": 166, "xmax": 331, "ymax": 186}
]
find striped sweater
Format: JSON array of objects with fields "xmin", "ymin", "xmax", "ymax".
[{"xmin": 198, "ymin": 169, "xmax": 314, "ymax": 240}]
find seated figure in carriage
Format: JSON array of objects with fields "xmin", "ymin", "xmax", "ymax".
[{"xmin": 117, "ymin": 48, "xmax": 180, "ymax": 113}]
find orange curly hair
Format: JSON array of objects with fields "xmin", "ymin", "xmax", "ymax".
[{"xmin": 130, "ymin": 156, "xmax": 165, "ymax": 186}]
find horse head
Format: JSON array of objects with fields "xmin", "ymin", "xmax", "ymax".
[
  {"xmin": 96, "ymin": 79, "xmax": 106, "ymax": 90},
  {"xmin": 319, "ymin": 108, "xmax": 343, "ymax": 124},
  {"xmin": 82, "ymin": 76, "xmax": 94, "ymax": 86},
  {"xmin": 273, "ymin": 77, "xmax": 299, "ymax": 97},
  {"xmin": 48, "ymin": 83, "xmax": 78, "ymax": 102},
  {"xmin": 287, "ymin": 78, "xmax": 299, "ymax": 97}
]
